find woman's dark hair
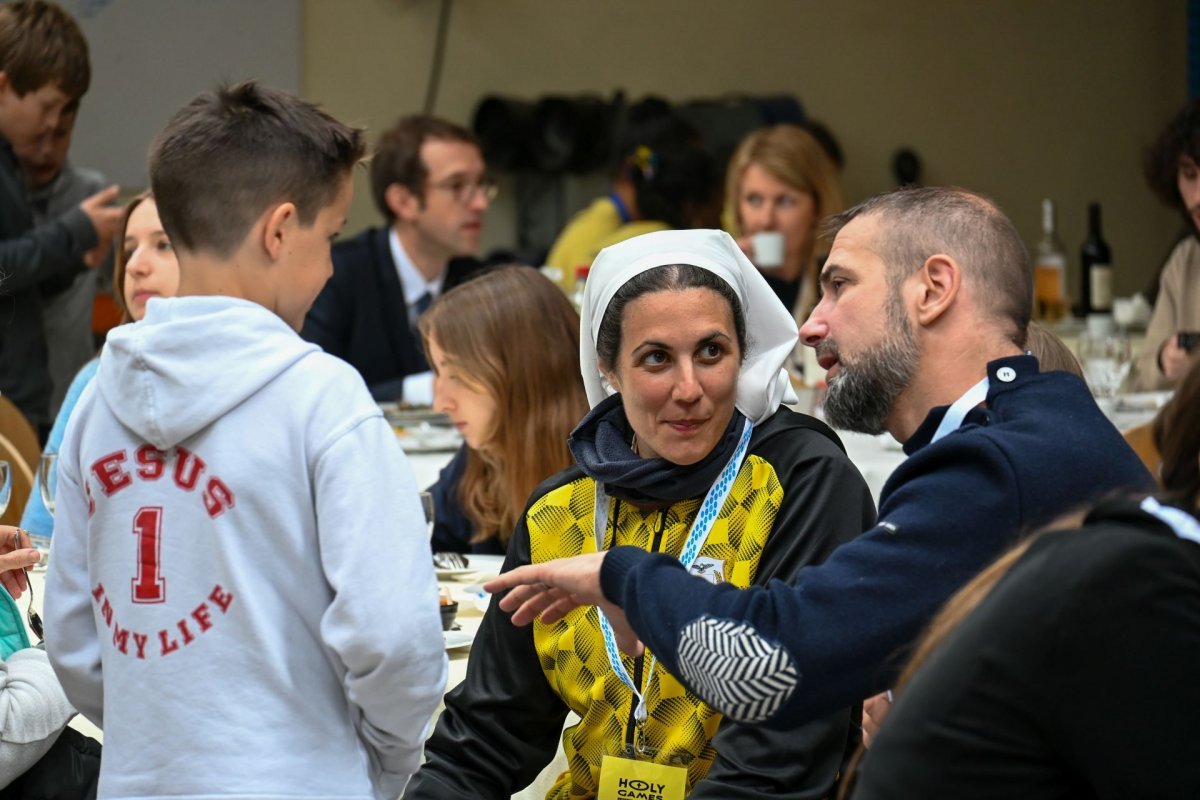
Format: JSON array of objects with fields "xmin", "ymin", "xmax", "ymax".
[
  {"xmin": 595, "ymin": 264, "xmax": 747, "ymax": 371},
  {"xmin": 616, "ymin": 113, "xmax": 715, "ymax": 229},
  {"xmin": 1144, "ymin": 96, "xmax": 1200, "ymax": 212}
]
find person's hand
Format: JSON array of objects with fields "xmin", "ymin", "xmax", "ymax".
[
  {"xmin": 79, "ymin": 185, "xmax": 122, "ymax": 267},
  {"xmin": 81, "ymin": 240, "xmax": 110, "ymax": 269},
  {"xmin": 484, "ymin": 552, "xmax": 646, "ymax": 655},
  {"xmin": 0, "ymin": 527, "xmax": 42, "ymax": 599},
  {"xmin": 1160, "ymin": 333, "xmax": 1199, "ymax": 383},
  {"xmin": 861, "ymin": 691, "xmax": 893, "ymax": 748}
]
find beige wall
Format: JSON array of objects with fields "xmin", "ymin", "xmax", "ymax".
[{"xmin": 304, "ymin": 0, "xmax": 1186, "ymax": 301}]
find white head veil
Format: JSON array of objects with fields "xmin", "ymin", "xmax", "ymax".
[{"xmin": 579, "ymin": 228, "xmax": 799, "ymax": 425}]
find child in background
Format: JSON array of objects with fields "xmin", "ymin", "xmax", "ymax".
[
  {"xmin": 45, "ymin": 82, "xmax": 446, "ymax": 799},
  {"xmin": 0, "ymin": 0, "xmax": 121, "ymax": 433}
]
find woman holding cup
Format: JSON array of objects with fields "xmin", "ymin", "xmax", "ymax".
[
  {"xmin": 725, "ymin": 124, "xmax": 844, "ymax": 328},
  {"xmin": 407, "ymin": 229, "xmax": 874, "ymax": 799}
]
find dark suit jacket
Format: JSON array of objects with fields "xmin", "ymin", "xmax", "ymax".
[{"xmin": 302, "ymin": 226, "xmax": 484, "ymax": 401}]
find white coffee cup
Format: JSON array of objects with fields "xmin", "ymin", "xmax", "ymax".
[{"xmin": 750, "ymin": 231, "xmax": 786, "ymax": 269}]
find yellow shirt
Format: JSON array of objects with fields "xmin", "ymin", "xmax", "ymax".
[{"xmin": 545, "ymin": 196, "xmax": 624, "ymax": 274}]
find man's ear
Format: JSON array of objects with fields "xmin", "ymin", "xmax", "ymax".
[
  {"xmin": 0, "ymin": 71, "xmax": 12, "ymax": 98},
  {"xmin": 913, "ymin": 253, "xmax": 961, "ymax": 327},
  {"xmin": 385, "ymin": 182, "xmax": 420, "ymax": 223},
  {"xmin": 261, "ymin": 201, "xmax": 297, "ymax": 261}
]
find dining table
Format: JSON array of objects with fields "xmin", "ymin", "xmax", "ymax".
[{"xmin": 18, "ymin": 388, "xmax": 1166, "ymax": 798}]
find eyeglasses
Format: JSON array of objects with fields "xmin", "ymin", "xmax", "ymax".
[{"xmin": 426, "ymin": 174, "xmax": 499, "ymax": 205}]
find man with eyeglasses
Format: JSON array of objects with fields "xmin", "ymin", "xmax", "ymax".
[{"xmin": 303, "ymin": 115, "xmax": 495, "ymax": 403}]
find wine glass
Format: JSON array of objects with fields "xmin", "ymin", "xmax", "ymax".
[
  {"xmin": 30, "ymin": 454, "xmax": 57, "ymax": 567},
  {"xmin": 1078, "ymin": 333, "xmax": 1133, "ymax": 401},
  {"xmin": 38, "ymin": 453, "xmax": 57, "ymax": 518}
]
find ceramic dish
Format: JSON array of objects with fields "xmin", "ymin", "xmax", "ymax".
[{"xmin": 443, "ymin": 629, "xmax": 473, "ymax": 651}]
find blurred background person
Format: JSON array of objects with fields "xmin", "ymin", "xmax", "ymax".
[
  {"xmin": 14, "ymin": 102, "xmax": 111, "ymax": 420},
  {"xmin": 853, "ymin": 356, "xmax": 1200, "ymax": 798},
  {"xmin": 419, "ymin": 266, "xmax": 588, "ymax": 554},
  {"xmin": 303, "ymin": 115, "xmax": 494, "ymax": 405},
  {"xmin": 1130, "ymin": 95, "xmax": 1200, "ymax": 391},
  {"xmin": 724, "ymin": 124, "xmax": 844, "ymax": 327},
  {"xmin": 21, "ymin": 191, "xmax": 178, "ymax": 540},
  {"xmin": 545, "ymin": 106, "xmax": 716, "ymax": 275}
]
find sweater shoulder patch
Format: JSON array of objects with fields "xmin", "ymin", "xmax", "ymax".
[{"xmin": 677, "ymin": 616, "xmax": 799, "ymax": 723}]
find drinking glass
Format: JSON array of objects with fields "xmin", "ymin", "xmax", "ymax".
[
  {"xmin": 0, "ymin": 460, "xmax": 10, "ymax": 518},
  {"xmin": 39, "ymin": 452, "xmax": 57, "ymax": 518},
  {"xmin": 1078, "ymin": 333, "xmax": 1133, "ymax": 399}
]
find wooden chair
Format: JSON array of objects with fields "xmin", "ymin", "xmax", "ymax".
[
  {"xmin": 0, "ymin": 395, "xmax": 39, "ymax": 476},
  {"xmin": 0, "ymin": 433, "xmax": 34, "ymax": 527},
  {"xmin": 1122, "ymin": 421, "xmax": 1160, "ymax": 479}
]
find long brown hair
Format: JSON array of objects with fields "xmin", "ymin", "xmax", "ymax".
[{"xmin": 420, "ymin": 266, "xmax": 588, "ymax": 544}]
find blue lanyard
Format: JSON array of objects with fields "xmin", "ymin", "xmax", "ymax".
[
  {"xmin": 1140, "ymin": 497, "xmax": 1200, "ymax": 545},
  {"xmin": 931, "ymin": 377, "xmax": 990, "ymax": 444},
  {"xmin": 592, "ymin": 418, "xmax": 754, "ymax": 723}
]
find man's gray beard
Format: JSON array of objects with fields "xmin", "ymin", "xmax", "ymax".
[{"xmin": 823, "ymin": 324, "xmax": 920, "ymax": 435}]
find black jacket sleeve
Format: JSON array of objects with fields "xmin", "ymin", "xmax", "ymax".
[
  {"xmin": 0, "ymin": 208, "xmax": 95, "ymax": 293},
  {"xmin": 690, "ymin": 415, "xmax": 876, "ymax": 798},
  {"xmin": 405, "ymin": 510, "xmax": 569, "ymax": 799}
]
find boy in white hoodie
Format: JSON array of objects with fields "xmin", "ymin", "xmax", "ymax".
[{"xmin": 44, "ymin": 81, "xmax": 448, "ymax": 800}]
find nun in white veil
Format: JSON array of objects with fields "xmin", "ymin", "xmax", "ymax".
[{"xmin": 407, "ymin": 228, "xmax": 875, "ymax": 799}]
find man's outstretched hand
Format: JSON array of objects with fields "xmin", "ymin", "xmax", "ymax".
[{"xmin": 484, "ymin": 552, "xmax": 645, "ymax": 655}]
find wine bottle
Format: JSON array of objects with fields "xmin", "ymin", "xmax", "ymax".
[
  {"xmin": 1033, "ymin": 199, "xmax": 1067, "ymax": 320},
  {"xmin": 1079, "ymin": 203, "xmax": 1112, "ymax": 316}
]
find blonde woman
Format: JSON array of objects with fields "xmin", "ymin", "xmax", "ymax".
[{"xmin": 725, "ymin": 124, "xmax": 844, "ymax": 323}]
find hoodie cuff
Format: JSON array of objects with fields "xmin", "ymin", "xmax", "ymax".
[{"xmin": 599, "ymin": 545, "xmax": 650, "ymax": 605}]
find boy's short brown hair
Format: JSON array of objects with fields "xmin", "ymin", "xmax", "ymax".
[
  {"xmin": 0, "ymin": 0, "xmax": 90, "ymax": 100},
  {"xmin": 149, "ymin": 81, "xmax": 366, "ymax": 258}
]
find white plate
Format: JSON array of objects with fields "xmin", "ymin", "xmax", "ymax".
[
  {"xmin": 462, "ymin": 554, "xmax": 505, "ymax": 576},
  {"xmin": 435, "ymin": 566, "xmax": 477, "ymax": 579},
  {"xmin": 1115, "ymin": 391, "xmax": 1172, "ymax": 412},
  {"xmin": 443, "ymin": 629, "xmax": 473, "ymax": 651},
  {"xmin": 436, "ymin": 554, "xmax": 505, "ymax": 581}
]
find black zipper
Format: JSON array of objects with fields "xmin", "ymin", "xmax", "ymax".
[{"xmin": 623, "ymin": 508, "xmax": 669, "ymax": 754}]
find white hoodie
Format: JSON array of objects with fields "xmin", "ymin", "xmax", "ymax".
[{"xmin": 45, "ymin": 296, "xmax": 447, "ymax": 800}]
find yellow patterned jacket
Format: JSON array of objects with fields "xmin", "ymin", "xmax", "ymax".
[{"xmin": 409, "ymin": 408, "xmax": 875, "ymax": 800}]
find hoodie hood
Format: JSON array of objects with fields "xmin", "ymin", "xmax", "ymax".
[{"xmin": 100, "ymin": 296, "xmax": 318, "ymax": 450}]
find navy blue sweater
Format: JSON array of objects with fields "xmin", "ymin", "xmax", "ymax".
[{"xmin": 600, "ymin": 355, "xmax": 1154, "ymax": 727}]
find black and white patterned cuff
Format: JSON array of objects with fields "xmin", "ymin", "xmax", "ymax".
[{"xmin": 676, "ymin": 616, "xmax": 799, "ymax": 723}]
